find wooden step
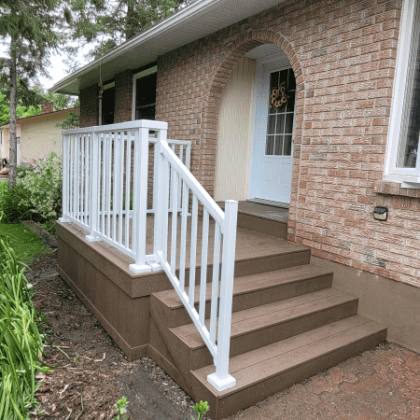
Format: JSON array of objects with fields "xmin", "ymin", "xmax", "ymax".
[
  {"xmin": 191, "ymin": 315, "xmax": 387, "ymax": 420},
  {"xmin": 170, "ymin": 288, "xmax": 359, "ymax": 370},
  {"xmin": 152, "ymin": 264, "xmax": 333, "ymax": 328}
]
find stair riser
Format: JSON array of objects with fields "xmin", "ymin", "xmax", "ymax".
[
  {"xmin": 237, "ymin": 213, "xmax": 287, "ymax": 239},
  {"xmin": 175, "ymin": 299, "xmax": 359, "ymax": 371},
  {"xmin": 171, "ymin": 250, "xmax": 312, "ymax": 292},
  {"xmin": 191, "ymin": 329, "xmax": 387, "ymax": 420},
  {"xmin": 168, "ymin": 273, "xmax": 333, "ymax": 328}
]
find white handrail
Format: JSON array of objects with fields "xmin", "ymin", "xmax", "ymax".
[
  {"xmin": 154, "ymin": 137, "xmax": 238, "ymax": 392},
  {"xmin": 60, "ymin": 119, "xmax": 237, "ymax": 392}
]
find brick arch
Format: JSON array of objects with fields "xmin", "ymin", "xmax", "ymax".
[{"xmin": 200, "ymin": 29, "xmax": 304, "ymax": 237}]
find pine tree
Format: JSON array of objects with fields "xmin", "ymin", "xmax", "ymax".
[
  {"xmin": 0, "ymin": 0, "xmax": 66, "ymax": 187},
  {"xmin": 68, "ymin": 0, "xmax": 193, "ymax": 61}
]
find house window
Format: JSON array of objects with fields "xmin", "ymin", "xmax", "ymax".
[
  {"xmin": 384, "ymin": 0, "xmax": 420, "ymax": 184},
  {"xmin": 132, "ymin": 65, "xmax": 157, "ymax": 121},
  {"xmin": 101, "ymin": 82, "xmax": 115, "ymax": 125},
  {"xmin": 265, "ymin": 68, "xmax": 296, "ymax": 156}
]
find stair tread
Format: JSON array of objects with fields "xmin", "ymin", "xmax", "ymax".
[
  {"xmin": 153, "ymin": 264, "xmax": 333, "ymax": 309},
  {"xmin": 192, "ymin": 315, "xmax": 386, "ymax": 397},
  {"xmin": 172, "ymin": 288, "xmax": 358, "ymax": 348}
]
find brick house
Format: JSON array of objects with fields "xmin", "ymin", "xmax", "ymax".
[{"xmin": 52, "ymin": 0, "xmax": 420, "ymax": 417}]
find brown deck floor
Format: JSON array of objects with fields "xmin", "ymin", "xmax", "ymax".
[
  {"xmin": 220, "ymin": 201, "xmax": 289, "ymax": 223},
  {"xmin": 70, "ymin": 209, "xmax": 298, "ymax": 273}
]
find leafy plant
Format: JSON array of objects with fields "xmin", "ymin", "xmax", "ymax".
[
  {"xmin": 0, "ymin": 213, "xmax": 50, "ymax": 419},
  {"xmin": 113, "ymin": 396, "xmax": 129, "ymax": 420},
  {"xmin": 192, "ymin": 400, "xmax": 210, "ymax": 420},
  {"xmin": 0, "ymin": 153, "xmax": 62, "ymax": 233}
]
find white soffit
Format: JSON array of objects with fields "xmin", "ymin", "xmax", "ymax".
[
  {"xmin": 244, "ymin": 44, "xmax": 286, "ymax": 60},
  {"xmin": 51, "ymin": 0, "xmax": 286, "ymax": 95}
]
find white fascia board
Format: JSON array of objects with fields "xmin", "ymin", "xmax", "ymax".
[{"xmin": 49, "ymin": 0, "xmax": 228, "ymax": 94}]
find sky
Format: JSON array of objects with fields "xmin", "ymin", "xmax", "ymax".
[{"xmin": 40, "ymin": 49, "xmax": 89, "ymax": 92}]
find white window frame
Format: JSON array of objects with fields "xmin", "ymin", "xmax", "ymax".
[
  {"xmin": 384, "ymin": 0, "xmax": 420, "ymax": 188},
  {"xmin": 131, "ymin": 65, "xmax": 157, "ymax": 121}
]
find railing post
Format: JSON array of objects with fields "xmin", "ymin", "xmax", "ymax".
[
  {"xmin": 86, "ymin": 130, "xmax": 100, "ymax": 242},
  {"xmin": 59, "ymin": 133, "xmax": 69, "ymax": 223},
  {"xmin": 149, "ymin": 126, "xmax": 169, "ymax": 270},
  {"xmin": 129, "ymin": 127, "xmax": 152, "ymax": 273},
  {"xmin": 207, "ymin": 200, "xmax": 238, "ymax": 392}
]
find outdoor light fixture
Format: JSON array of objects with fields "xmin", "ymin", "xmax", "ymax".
[{"xmin": 373, "ymin": 206, "xmax": 388, "ymax": 221}]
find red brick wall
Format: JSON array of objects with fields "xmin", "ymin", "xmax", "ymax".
[
  {"xmin": 115, "ymin": 70, "xmax": 133, "ymax": 123},
  {"xmin": 155, "ymin": 0, "xmax": 416, "ymax": 287},
  {"xmin": 78, "ymin": 0, "xmax": 420, "ymax": 288},
  {"xmin": 80, "ymin": 85, "xmax": 99, "ymax": 128}
]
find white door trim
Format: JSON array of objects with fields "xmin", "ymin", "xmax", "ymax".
[{"xmin": 248, "ymin": 52, "xmax": 294, "ymax": 203}]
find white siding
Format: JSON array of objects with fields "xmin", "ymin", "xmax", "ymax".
[{"xmin": 215, "ymin": 58, "xmax": 256, "ymax": 202}]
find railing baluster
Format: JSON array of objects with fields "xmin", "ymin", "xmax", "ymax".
[
  {"xmin": 125, "ymin": 134, "xmax": 132, "ymax": 249},
  {"xmin": 170, "ymin": 167, "xmax": 178, "ymax": 275},
  {"xmin": 208, "ymin": 200, "xmax": 238, "ymax": 392},
  {"xmin": 179, "ymin": 180, "xmax": 189, "ymax": 291},
  {"xmin": 84, "ymin": 135, "xmax": 89, "ymax": 227},
  {"xmin": 74, "ymin": 136, "xmax": 80, "ymax": 221},
  {"xmin": 199, "ymin": 209, "xmax": 209, "ymax": 325},
  {"xmin": 189, "ymin": 195, "xmax": 198, "ymax": 306},
  {"xmin": 80, "ymin": 135, "xmax": 85, "ymax": 224},
  {"xmin": 86, "ymin": 130, "xmax": 100, "ymax": 242},
  {"xmin": 112, "ymin": 132, "xmax": 118, "ymax": 241},
  {"xmin": 210, "ymin": 224, "xmax": 221, "ymax": 345},
  {"xmin": 100, "ymin": 134, "xmax": 106, "ymax": 234},
  {"xmin": 118, "ymin": 133, "xmax": 124, "ymax": 244},
  {"xmin": 106, "ymin": 133, "xmax": 112, "ymax": 238},
  {"xmin": 59, "ymin": 134, "xmax": 69, "ymax": 222},
  {"xmin": 129, "ymin": 127, "xmax": 151, "ymax": 273}
]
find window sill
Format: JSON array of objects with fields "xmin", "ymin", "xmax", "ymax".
[{"xmin": 374, "ymin": 180, "xmax": 420, "ymax": 198}]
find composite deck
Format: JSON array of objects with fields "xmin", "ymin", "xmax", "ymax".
[{"xmin": 57, "ymin": 203, "xmax": 386, "ymax": 420}]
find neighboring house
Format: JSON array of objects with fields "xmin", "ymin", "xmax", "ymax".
[
  {"xmin": 0, "ymin": 101, "xmax": 79, "ymax": 165},
  {"xmin": 51, "ymin": 0, "xmax": 420, "ymax": 418}
]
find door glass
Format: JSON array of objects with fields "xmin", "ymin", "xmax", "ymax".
[{"xmin": 265, "ymin": 68, "xmax": 296, "ymax": 156}]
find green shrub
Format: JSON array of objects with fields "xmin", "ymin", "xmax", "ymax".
[
  {"xmin": 0, "ymin": 214, "xmax": 50, "ymax": 419},
  {"xmin": 0, "ymin": 153, "xmax": 62, "ymax": 232}
]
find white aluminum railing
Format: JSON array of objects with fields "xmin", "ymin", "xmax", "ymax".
[
  {"xmin": 60, "ymin": 120, "xmax": 238, "ymax": 391},
  {"xmin": 60, "ymin": 120, "xmax": 191, "ymax": 272}
]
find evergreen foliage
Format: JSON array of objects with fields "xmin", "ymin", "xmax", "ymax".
[{"xmin": 0, "ymin": 0, "xmax": 68, "ymax": 186}]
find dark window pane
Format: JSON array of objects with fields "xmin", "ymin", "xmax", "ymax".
[
  {"xmin": 284, "ymin": 135, "xmax": 293, "ymax": 155},
  {"xmin": 276, "ymin": 114, "xmax": 285, "ymax": 134},
  {"xmin": 136, "ymin": 72, "xmax": 157, "ymax": 120},
  {"xmin": 266, "ymin": 136, "xmax": 275, "ymax": 155},
  {"xmin": 279, "ymin": 69, "xmax": 288, "ymax": 85},
  {"xmin": 285, "ymin": 113, "xmax": 294, "ymax": 134},
  {"xmin": 270, "ymin": 71, "xmax": 279, "ymax": 90},
  {"xmin": 274, "ymin": 136, "xmax": 284, "ymax": 155},
  {"xmin": 267, "ymin": 115, "xmax": 276, "ymax": 134},
  {"xmin": 136, "ymin": 105, "xmax": 156, "ymax": 120},
  {"xmin": 288, "ymin": 68, "xmax": 296, "ymax": 90},
  {"xmin": 102, "ymin": 86, "xmax": 115, "ymax": 125},
  {"xmin": 286, "ymin": 91, "xmax": 295, "ymax": 112}
]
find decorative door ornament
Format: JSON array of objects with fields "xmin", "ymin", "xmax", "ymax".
[{"xmin": 270, "ymin": 81, "xmax": 289, "ymax": 108}]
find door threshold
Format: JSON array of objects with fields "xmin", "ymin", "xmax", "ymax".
[{"xmin": 247, "ymin": 198, "xmax": 290, "ymax": 209}]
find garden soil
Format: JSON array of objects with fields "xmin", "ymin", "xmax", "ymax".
[
  {"xmin": 28, "ymin": 251, "xmax": 198, "ymax": 420},
  {"xmin": 28, "ymin": 251, "xmax": 420, "ymax": 420}
]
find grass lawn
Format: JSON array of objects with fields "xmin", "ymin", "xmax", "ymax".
[
  {"xmin": 1, "ymin": 180, "xmax": 49, "ymax": 263},
  {"xmin": 0, "ymin": 223, "xmax": 50, "ymax": 264}
]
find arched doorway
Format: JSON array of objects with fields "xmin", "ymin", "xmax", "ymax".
[{"xmin": 214, "ymin": 43, "xmax": 297, "ymax": 207}]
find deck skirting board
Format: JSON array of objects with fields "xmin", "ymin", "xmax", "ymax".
[{"xmin": 58, "ymin": 265, "xmax": 149, "ymax": 361}]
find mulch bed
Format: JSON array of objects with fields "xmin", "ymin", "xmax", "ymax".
[{"xmin": 28, "ymin": 251, "xmax": 198, "ymax": 420}]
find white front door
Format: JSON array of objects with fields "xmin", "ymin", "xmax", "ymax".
[{"xmin": 250, "ymin": 58, "xmax": 296, "ymax": 205}]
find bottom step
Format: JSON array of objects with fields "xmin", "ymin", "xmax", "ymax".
[{"xmin": 192, "ymin": 315, "xmax": 386, "ymax": 420}]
